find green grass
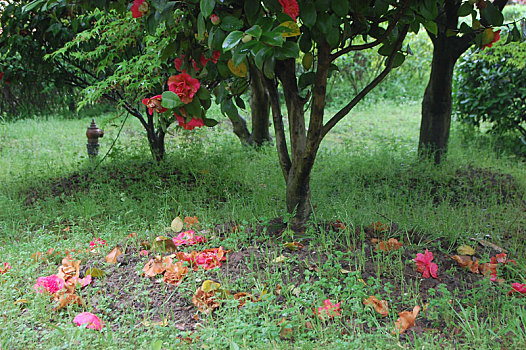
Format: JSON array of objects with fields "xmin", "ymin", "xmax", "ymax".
[{"xmin": 0, "ymin": 100, "xmax": 525, "ymax": 349}]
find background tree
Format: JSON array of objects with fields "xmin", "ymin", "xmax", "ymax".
[{"xmin": 418, "ymin": 0, "xmax": 510, "ymax": 164}]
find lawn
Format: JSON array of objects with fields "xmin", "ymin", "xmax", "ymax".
[{"xmin": 0, "ymin": 100, "xmax": 525, "ymax": 349}]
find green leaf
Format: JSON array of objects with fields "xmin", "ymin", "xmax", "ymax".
[
  {"xmin": 203, "ymin": 117, "xmax": 218, "ymax": 127},
  {"xmin": 197, "ymin": 14, "xmax": 206, "ymax": 41},
  {"xmin": 184, "ymin": 98, "xmax": 202, "ymax": 117},
  {"xmin": 457, "ymin": 2, "xmax": 473, "ymax": 17},
  {"xmin": 480, "ymin": 2, "xmax": 504, "ymax": 27},
  {"xmin": 331, "ymin": 1, "xmax": 350, "ymax": 17},
  {"xmin": 245, "ymin": 25, "xmax": 263, "ymax": 40},
  {"xmin": 298, "ymin": 71, "xmax": 316, "ymax": 90},
  {"xmin": 254, "ymin": 46, "xmax": 273, "ymax": 70},
  {"xmin": 200, "ymin": 0, "xmax": 216, "ymax": 19},
  {"xmin": 244, "ymin": 1, "xmax": 261, "ymax": 24},
  {"xmin": 316, "ymin": 12, "xmax": 331, "ymax": 35},
  {"xmin": 221, "ymin": 98, "xmax": 239, "ymax": 120},
  {"xmin": 300, "ymin": 1, "xmax": 317, "ymax": 28},
  {"xmin": 423, "ymin": 21, "xmax": 438, "ymax": 36},
  {"xmin": 420, "ymin": 0, "xmax": 439, "ymax": 20},
  {"xmin": 326, "ymin": 27, "xmax": 340, "ymax": 48},
  {"xmin": 391, "ymin": 52, "xmax": 405, "ymax": 68},
  {"xmin": 161, "ymin": 91, "xmax": 184, "ymax": 108},
  {"xmin": 197, "ymin": 87, "xmax": 211, "ymax": 101},
  {"xmin": 378, "ymin": 43, "xmax": 394, "ymax": 56},
  {"xmin": 260, "ymin": 31, "xmax": 285, "ymax": 47},
  {"xmin": 274, "ymin": 41, "xmax": 300, "ymax": 60},
  {"xmin": 234, "ymin": 96, "xmax": 246, "ymax": 109},
  {"xmin": 222, "ymin": 31, "xmax": 243, "ymax": 51},
  {"xmin": 220, "ymin": 16, "xmax": 243, "ymax": 31}
]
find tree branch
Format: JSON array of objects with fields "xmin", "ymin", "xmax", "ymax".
[
  {"xmin": 263, "ymin": 76, "xmax": 291, "ymax": 180},
  {"xmin": 330, "ymin": 0, "xmax": 411, "ymax": 61},
  {"xmin": 322, "ymin": 25, "xmax": 410, "ymax": 139}
]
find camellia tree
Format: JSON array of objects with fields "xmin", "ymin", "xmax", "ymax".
[{"xmin": 133, "ymin": 0, "xmax": 427, "ymax": 225}]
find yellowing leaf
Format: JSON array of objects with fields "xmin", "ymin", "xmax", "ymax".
[
  {"xmin": 457, "ymin": 244, "xmax": 475, "ymax": 256},
  {"xmin": 142, "ymin": 319, "xmax": 169, "ymax": 327},
  {"xmin": 13, "ymin": 299, "xmax": 28, "ymax": 305},
  {"xmin": 228, "ymin": 59, "xmax": 247, "ymax": 77},
  {"xmin": 284, "ymin": 242, "xmax": 304, "ymax": 251},
  {"xmin": 85, "ymin": 268, "xmax": 104, "ymax": 278},
  {"xmin": 105, "ymin": 246, "xmax": 123, "ymax": 264},
  {"xmin": 201, "ymin": 280, "xmax": 221, "ymax": 293},
  {"xmin": 279, "ymin": 21, "xmax": 301, "ymax": 37},
  {"xmin": 170, "ymin": 217, "xmax": 184, "ymax": 233},
  {"xmin": 152, "ymin": 236, "xmax": 177, "ymax": 253},
  {"xmin": 272, "ymin": 255, "xmax": 286, "ymax": 263}
]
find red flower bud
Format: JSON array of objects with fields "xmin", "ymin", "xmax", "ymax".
[{"xmin": 211, "ymin": 14, "xmax": 220, "ymax": 25}]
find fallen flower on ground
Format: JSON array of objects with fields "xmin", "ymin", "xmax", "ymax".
[
  {"xmin": 142, "ymin": 256, "xmax": 171, "ymax": 277},
  {"xmin": 313, "ymin": 299, "xmax": 342, "ymax": 320},
  {"xmin": 89, "ymin": 238, "xmax": 106, "ymax": 251},
  {"xmin": 393, "ymin": 305, "xmax": 420, "ymax": 335},
  {"xmin": 34, "ymin": 275, "xmax": 65, "ymax": 294},
  {"xmin": 508, "ymin": 283, "xmax": 526, "ymax": 296},
  {"xmin": 73, "ymin": 312, "xmax": 103, "ymax": 330},
  {"xmin": 372, "ymin": 238, "xmax": 402, "ymax": 252},
  {"xmin": 414, "ymin": 250, "xmax": 438, "ymax": 278},
  {"xmin": 139, "ymin": 250, "xmax": 149, "ymax": 256},
  {"xmin": 363, "ymin": 296, "xmax": 389, "ymax": 317},
  {"xmin": 490, "ymin": 253, "xmax": 516, "ymax": 266},
  {"xmin": 193, "ymin": 286, "xmax": 220, "ymax": 314},
  {"xmin": 195, "ymin": 247, "xmax": 227, "ymax": 270},
  {"xmin": 0, "ymin": 262, "xmax": 11, "ymax": 274},
  {"xmin": 173, "ymin": 230, "xmax": 206, "ymax": 246},
  {"xmin": 163, "ymin": 261, "xmax": 188, "ymax": 286}
]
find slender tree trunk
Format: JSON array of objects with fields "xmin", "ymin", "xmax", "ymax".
[
  {"xmin": 249, "ymin": 65, "xmax": 271, "ymax": 146},
  {"xmin": 146, "ymin": 128, "xmax": 166, "ymax": 162},
  {"xmin": 418, "ymin": 38, "xmax": 457, "ymax": 164}
]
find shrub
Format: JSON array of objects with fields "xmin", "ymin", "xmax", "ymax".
[{"xmin": 454, "ymin": 31, "xmax": 526, "ymax": 146}]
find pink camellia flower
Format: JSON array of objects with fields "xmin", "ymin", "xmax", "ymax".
[
  {"xmin": 210, "ymin": 14, "xmax": 220, "ymax": 25},
  {"xmin": 278, "ymin": 0, "xmax": 299, "ymax": 21},
  {"xmin": 79, "ymin": 275, "xmax": 92, "ymax": 287},
  {"xmin": 73, "ymin": 312, "xmax": 103, "ymax": 330},
  {"xmin": 0, "ymin": 262, "xmax": 11, "ymax": 274},
  {"xmin": 195, "ymin": 247, "xmax": 227, "ymax": 270},
  {"xmin": 167, "ymin": 73, "xmax": 200, "ymax": 104},
  {"xmin": 34, "ymin": 275, "xmax": 65, "ymax": 294},
  {"xmin": 314, "ymin": 299, "xmax": 342, "ymax": 320},
  {"xmin": 139, "ymin": 250, "xmax": 149, "ymax": 256},
  {"xmin": 414, "ymin": 250, "xmax": 438, "ymax": 279},
  {"xmin": 141, "ymin": 95, "xmax": 168, "ymax": 115},
  {"xmin": 173, "ymin": 230, "xmax": 206, "ymax": 246},
  {"xmin": 200, "ymin": 50, "xmax": 221, "ymax": 67},
  {"xmin": 508, "ymin": 283, "xmax": 526, "ymax": 296},
  {"xmin": 131, "ymin": 0, "xmax": 149, "ymax": 18}
]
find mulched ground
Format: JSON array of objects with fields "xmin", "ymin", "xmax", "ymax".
[{"xmin": 76, "ymin": 218, "xmax": 510, "ymax": 343}]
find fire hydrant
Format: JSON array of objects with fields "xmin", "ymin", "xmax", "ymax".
[{"xmin": 86, "ymin": 118, "xmax": 104, "ymax": 158}]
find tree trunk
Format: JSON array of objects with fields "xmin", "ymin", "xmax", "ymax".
[
  {"xmin": 146, "ymin": 128, "xmax": 165, "ymax": 162},
  {"xmin": 418, "ymin": 37, "xmax": 457, "ymax": 164},
  {"xmin": 249, "ymin": 65, "xmax": 271, "ymax": 146}
]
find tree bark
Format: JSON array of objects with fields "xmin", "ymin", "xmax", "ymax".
[
  {"xmin": 146, "ymin": 128, "xmax": 166, "ymax": 162},
  {"xmin": 249, "ymin": 64, "xmax": 271, "ymax": 146},
  {"xmin": 418, "ymin": 38, "xmax": 457, "ymax": 164},
  {"xmin": 418, "ymin": 0, "xmax": 509, "ymax": 164}
]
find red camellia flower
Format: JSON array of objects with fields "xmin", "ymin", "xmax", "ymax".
[
  {"xmin": 279, "ymin": 0, "xmax": 299, "ymax": 21},
  {"xmin": 167, "ymin": 73, "xmax": 200, "ymax": 104},
  {"xmin": 414, "ymin": 250, "xmax": 438, "ymax": 279},
  {"xmin": 175, "ymin": 113, "xmax": 205, "ymax": 130},
  {"xmin": 508, "ymin": 283, "xmax": 526, "ymax": 296},
  {"xmin": 174, "ymin": 57, "xmax": 183, "ymax": 71},
  {"xmin": 483, "ymin": 29, "xmax": 501, "ymax": 50},
  {"xmin": 0, "ymin": 72, "xmax": 3, "ymax": 82},
  {"xmin": 131, "ymin": 0, "xmax": 149, "ymax": 18},
  {"xmin": 141, "ymin": 95, "xmax": 168, "ymax": 115}
]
